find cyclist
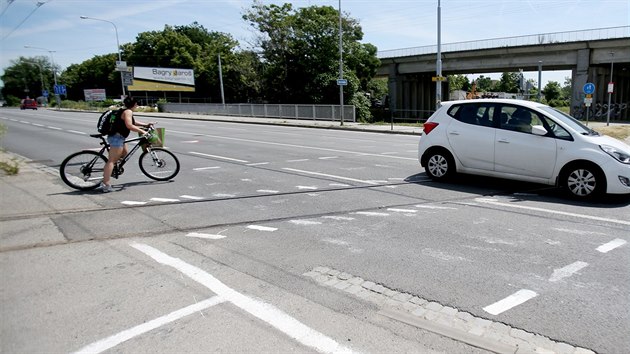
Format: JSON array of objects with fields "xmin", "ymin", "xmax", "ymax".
[{"xmin": 100, "ymin": 97, "xmax": 153, "ymax": 192}]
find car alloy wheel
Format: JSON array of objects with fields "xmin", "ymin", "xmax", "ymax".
[
  {"xmin": 425, "ymin": 150, "xmax": 454, "ymax": 180},
  {"xmin": 566, "ymin": 168, "xmax": 597, "ymax": 197}
]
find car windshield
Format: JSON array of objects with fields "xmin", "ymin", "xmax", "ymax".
[{"xmin": 538, "ymin": 106, "xmax": 599, "ymax": 136}]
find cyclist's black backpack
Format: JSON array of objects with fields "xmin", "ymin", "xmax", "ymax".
[{"xmin": 96, "ymin": 109, "xmax": 119, "ymax": 135}]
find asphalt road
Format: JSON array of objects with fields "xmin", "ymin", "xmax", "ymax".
[{"xmin": 1, "ymin": 108, "xmax": 629, "ymax": 353}]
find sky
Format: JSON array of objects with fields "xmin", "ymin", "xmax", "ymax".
[{"xmin": 0, "ymin": 0, "xmax": 629, "ymax": 91}]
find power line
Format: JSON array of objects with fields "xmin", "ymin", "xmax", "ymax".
[{"xmin": 1, "ymin": 1, "xmax": 46, "ymax": 40}]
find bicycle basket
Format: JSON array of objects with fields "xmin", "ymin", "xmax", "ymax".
[{"xmin": 139, "ymin": 127, "xmax": 165, "ymax": 151}]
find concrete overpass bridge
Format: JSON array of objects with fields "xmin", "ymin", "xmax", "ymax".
[{"xmin": 377, "ymin": 27, "xmax": 630, "ymax": 120}]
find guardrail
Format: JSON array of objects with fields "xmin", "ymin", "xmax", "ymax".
[
  {"xmin": 161, "ymin": 103, "xmax": 356, "ymax": 122},
  {"xmin": 378, "ymin": 26, "xmax": 630, "ymax": 58}
]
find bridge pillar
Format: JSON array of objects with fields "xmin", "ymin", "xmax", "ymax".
[{"xmin": 571, "ymin": 49, "xmax": 590, "ymax": 116}]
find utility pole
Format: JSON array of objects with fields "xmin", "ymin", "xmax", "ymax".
[
  {"xmin": 436, "ymin": 0, "xmax": 442, "ymax": 108},
  {"xmin": 607, "ymin": 52, "xmax": 614, "ymax": 126},
  {"xmin": 537, "ymin": 61, "xmax": 542, "ymax": 102},
  {"xmin": 338, "ymin": 0, "xmax": 344, "ymax": 126},
  {"xmin": 218, "ymin": 54, "xmax": 225, "ymax": 105}
]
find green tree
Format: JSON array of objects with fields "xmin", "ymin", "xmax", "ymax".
[
  {"xmin": 243, "ymin": 2, "xmax": 380, "ymax": 121},
  {"xmin": 543, "ymin": 81, "xmax": 562, "ymax": 104},
  {"xmin": 475, "ymin": 75, "xmax": 494, "ymax": 92},
  {"xmin": 1, "ymin": 56, "xmax": 54, "ymax": 101},
  {"xmin": 497, "ymin": 72, "xmax": 520, "ymax": 93},
  {"xmin": 448, "ymin": 74, "xmax": 470, "ymax": 92},
  {"xmin": 60, "ymin": 53, "xmax": 121, "ymax": 100}
]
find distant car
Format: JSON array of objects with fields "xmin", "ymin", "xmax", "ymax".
[
  {"xmin": 20, "ymin": 99, "xmax": 38, "ymax": 110},
  {"xmin": 418, "ymin": 99, "xmax": 630, "ymax": 200}
]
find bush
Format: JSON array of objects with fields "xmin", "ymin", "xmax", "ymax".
[{"xmin": 349, "ymin": 92, "xmax": 373, "ymax": 123}]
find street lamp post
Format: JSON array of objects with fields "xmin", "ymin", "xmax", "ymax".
[
  {"xmin": 80, "ymin": 16, "xmax": 126, "ymax": 98},
  {"xmin": 436, "ymin": 0, "xmax": 442, "ymax": 108},
  {"xmin": 24, "ymin": 45, "xmax": 60, "ymax": 108},
  {"xmin": 338, "ymin": 0, "xmax": 344, "ymax": 126},
  {"xmin": 607, "ymin": 52, "xmax": 614, "ymax": 126}
]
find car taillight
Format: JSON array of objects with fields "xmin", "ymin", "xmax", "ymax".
[{"xmin": 423, "ymin": 122, "xmax": 439, "ymax": 135}]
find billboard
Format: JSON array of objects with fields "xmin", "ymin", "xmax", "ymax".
[
  {"xmin": 84, "ymin": 89, "xmax": 106, "ymax": 101},
  {"xmin": 128, "ymin": 66, "xmax": 195, "ymax": 92}
]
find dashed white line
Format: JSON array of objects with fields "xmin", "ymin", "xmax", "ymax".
[
  {"xmin": 283, "ymin": 168, "xmax": 378, "ymax": 185},
  {"xmin": 289, "ymin": 220, "xmax": 322, "ymax": 225},
  {"xmin": 247, "ymin": 225, "xmax": 278, "ymax": 232},
  {"xmin": 296, "ymin": 186, "xmax": 318, "ymax": 190},
  {"xmin": 193, "ymin": 166, "xmax": 220, "ymax": 171},
  {"xmin": 387, "ymin": 208, "xmax": 417, "ymax": 213},
  {"xmin": 189, "ymin": 151, "xmax": 249, "ymax": 163},
  {"xmin": 129, "ymin": 243, "xmax": 356, "ymax": 354},
  {"xmin": 596, "ymin": 239, "xmax": 627, "ymax": 253},
  {"xmin": 246, "ymin": 162, "xmax": 270, "ymax": 166},
  {"xmin": 257, "ymin": 189, "xmax": 279, "ymax": 194},
  {"xmin": 150, "ymin": 197, "xmax": 180, "ymax": 202},
  {"xmin": 321, "ymin": 216, "xmax": 355, "ymax": 221},
  {"xmin": 121, "ymin": 201, "xmax": 147, "ymax": 206},
  {"xmin": 549, "ymin": 261, "xmax": 589, "ymax": 282},
  {"xmin": 180, "ymin": 195, "xmax": 204, "ymax": 200},
  {"xmin": 186, "ymin": 232, "xmax": 227, "ymax": 240},
  {"xmin": 483, "ymin": 289, "xmax": 538, "ymax": 316},
  {"xmin": 354, "ymin": 211, "xmax": 389, "ymax": 216},
  {"xmin": 68, "ymin": 130, "xmax": 86, "ymax": 135},
  {"xmin": 48, "ymin": 126, "xmax": 62, "ymax": 130},
  {"xmin": 72, "ymin": 296, "xmax": 226, "ymax": 354},
  {"xmin": 318, "ymin": 156, "xmax": 338, "ymax": 160}
]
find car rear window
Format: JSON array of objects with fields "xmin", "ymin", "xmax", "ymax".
[{"xmin": 447, "ymin": 105, "xmax": 460, "ymax": 117}]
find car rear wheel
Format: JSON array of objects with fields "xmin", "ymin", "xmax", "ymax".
[
  {"xmin": 561, "ymin": 162, "xmax": 605, "ymax": 200},
  {"xmin": 424, "ymin": 149, "xmax": 455, "ymax": 181}
]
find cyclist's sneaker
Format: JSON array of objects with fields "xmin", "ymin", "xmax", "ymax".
[{"xmin": 99, "ymin": 182, "xmax": 114, "ymax": 193}]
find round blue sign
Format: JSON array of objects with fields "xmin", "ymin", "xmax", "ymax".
[{"xmin": 583, "ymin": 83, "xmax": 595, "ymax": 94}]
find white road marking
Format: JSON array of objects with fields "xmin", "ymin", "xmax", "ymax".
[
  {"xmin": 388, "ymin": 178, "xmax": 405, "ymax": 181},
  {"xmin": 68, "ymin": 130, "xmax": 86, "ymax": 135},
  {"xmin": 213, "ymin": 193, "xmax": 236, "ymax": 198},
  {"xmin": 121, "ymin": 201, "xmax": 147, "ymax": 206},
  {"xmin": 186, "ymin": 232, "xmax": 226, "ymax": 240},
  {"xmin": 387, "ymin": 208, "xmax": 417, "ymax": 213},
  {"xmin": 414, "ymin": 205, "xmax": 457, "ymax": 210},
  {"xmin": 129, "ymin": 243, "xmax": 356, "ymax": 354},
  {"xmin": 180, "ymin": 195, "xmax": 204, "ymax": 200},
  {"xmin": 193, "ymin": 166, "xmax": 220, "ymax": 171},
  {"xmin": 150, "ymin": 198, "xmax": 180, "ymax": 202},
  {"xmin": 483, "ymin": 289, "xmax": 538, "ymax": 316},
  {"xmin": 596, "ymin": 238, "xmax": 627, "ymax": 253},
  {"xmin": 182, "ymin": 140, "xmax": 199, "ymax": 143},
  {"xmin": 32, "ymin": 123, "xmax": 44, "ymax": 127},
  {"xmin": 318, "ymin": 156, "xmax": 338, "ymax": 160},
  {"xmin": 168, "ymin": 129, "xmax": 416, "ymax": 161},
  {"xmin": 189, "ymin": 151, "xmax": 249, "ymax": 163},
  {"xmin": 283, "ymin": 168, "xmax": 378, "ymax": 185},
  {"xmin": 549, "ymin": 261, "xmax": 589, "ymax": 282},
  {"xmin": 48, "ymin": 126, "xmax": 62, "ymax": 130},
  {"xmin": 296, "ymin": 186, "xmax": 318, "ymax": 190},
  {"xmin": 552, "ymin": 228, "xmax": 606, "ymax": 236},
  {"xmin": 321, "ymin": 216, "xmax": 355, "ymax": 221},
  {"xmin": 257, "ymin": 189, "xmax": 279, "ymax": 194},
  {"xmin": 475, "ymin": 198, "xmax": 630, "ymax": 226},
  {"xmin": 329, "ymin": 183, "xmax": 350, "ymax": 187},
  {"xmin": 247, "ymin": 225, "xmax": 278, "ymax": 232},
  {"xmin": 246, "ymin": 162, "xmax": 270, "ymax": 166},
  {"xmin": 289, "ymin": 220, "xmax": 322, "ymax": 225},
  {"xmin": 354, "ymin": 211, "xmax": 389, "ymax": 216},
  {"xmin": 72, "ymin": 296, "xmax": 225, "ymax": 354}
]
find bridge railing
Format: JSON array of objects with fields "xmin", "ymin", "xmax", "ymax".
[{"xmin": 378, "ymin": 26, "xmax": 630, "ymax": 59}]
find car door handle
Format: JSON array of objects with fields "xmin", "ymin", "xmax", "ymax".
[
  {"xmin": 497, "ymin": 139, "xmax": 510, "ymax": 143},
  {"xmin": 448, "ymin": 131, "xmax": 460, "ymax": 135}
]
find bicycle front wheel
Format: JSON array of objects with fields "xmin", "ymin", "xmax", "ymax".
[
  {"xmin": 59, "ymin": 151, "xmax": 107, "ymax": 190},
  {"xmin": 139, "ymin": 148, "xmax": 180, "ymax": 181}
]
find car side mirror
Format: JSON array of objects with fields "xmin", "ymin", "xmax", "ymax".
[{"xmin": 532, "ymin": 125, "xmax": 548, "ymax": 136}]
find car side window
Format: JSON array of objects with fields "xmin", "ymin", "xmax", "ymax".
[
  {"xmin": 499, "ymin": 105, "xmax": 539, "ymax": 134},
  {"xmin": 538, "ymin": 114, "xmax": 572, "ymax": 140},
  {"xmin": 450, "ymin": 104, "xmax": 495, "ymax": 127}
]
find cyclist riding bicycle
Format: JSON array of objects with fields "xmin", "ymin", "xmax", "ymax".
[{"xmin": 101, "ymin": 97, "xmax": 154, "ymax": 192}]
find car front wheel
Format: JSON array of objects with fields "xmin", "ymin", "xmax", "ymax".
[
  {"xmin": 424, "ymin": 149, "xmax": 455, "ymax": 181},
  {"xmin": 561, "ymin": 163, "xmax": 605, "ymax": 200}
]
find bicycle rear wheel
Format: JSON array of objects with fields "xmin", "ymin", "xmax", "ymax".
[
  {"xmin": 59, "ymin": 151, "xmax": 107, "ymax": 190},
  {"xmin": 138, "ymin": 147, "xmax": 180, "ymax": 181}
]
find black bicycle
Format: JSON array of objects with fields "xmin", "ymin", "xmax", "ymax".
[{"xmin": 59, "ymin": 126, "xmax": 180, "ymax": 190}]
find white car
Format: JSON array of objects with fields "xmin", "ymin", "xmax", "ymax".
[{"xmin": 418, "ymin": 99, "xmax": 630, "ymax": 200}]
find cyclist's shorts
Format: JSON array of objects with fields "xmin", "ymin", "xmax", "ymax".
[{"xmin": 107, "ymin": 133, "xmax": 125, "ymax": 148}]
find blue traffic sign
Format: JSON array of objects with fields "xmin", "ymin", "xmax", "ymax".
[
  {"xmin": 42, "ymin": 90, "xmax": 48, "ymax": 97},
  {"xmin": 583, "ymin": 82, "xmax": 595, "ymax": 94},
  {"xmin": 54, "ymin": 84, "xmax": 66, "ymax": 96},
  {"xmin": 337, "ymin": 79, "xmax": 348, "ymax": 86}
]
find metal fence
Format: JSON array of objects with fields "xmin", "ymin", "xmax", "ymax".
[
  {"xmin": 378, "ymin": 26, "xmax": 630, "ymax": 58},
  {"xmin": 161, "ymin": 103, "xmax": 356, "ymax": 122}
]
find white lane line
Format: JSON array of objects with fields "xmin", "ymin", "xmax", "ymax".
[
  {"xmin": 246, "ymin": 162, "xmax": 270, "ymax": 166},
  {"xmin": 121, "ymin": 201, "xmax": 147, "ymax": 206},
  {"xmin": 247, "ymin": 225, "xmax": 278, "ymax": 232},
  {"xmin": 354, "ymin": 211, "xmax": 389, "ymax": 216},
  {"xmin": 182, "ymin": 140, "xmax": 199, "ymax": 143},
  {"xmin": 475, "ymin": 198, "xmax": 630, "ymax": 226},
  {"xmin": 296, "ymin": 186, "xmax": 318, "ymax": 190},
  {"xmin": 180, "ymin": 195, "xmax": 204, "ymax": 200},
  {"xmin": 213, "ymin": 193, "xmax": 236, "ymax": 198},
  {"xmin": 150, "ymin": 197, "xmax": 180, "ymax": 202},
  {"xmin": 321, "ymin": 216, "xmax": 355, "ymax": 221},
  {"xmin": 193, "ymin": 166, "xmax": 220, "ymax": 171},
  {"xmin": 329, "ymin": 183, "xmax": 350, "ymax": 187},
  {"xmin": 283, "ymin": 168, "xmax": 378, "ymax": 185},
  {"xmin": 130, "ymin": 243, "xmax": 356, "ymax": 354},
  {"xmin": 483, "ymin": 289, "xmax": 538, "ymax": 316},
  {"xmin": 257, "ymin": 189, "xmax": 280, "ymax": 194},
  {"xmin": 48, "ymin": 126, "xmax": 62, "ymax": 130},
  {"xmin": 549, "ymin": 261, "xmax": 589, "ymax": 282},
  {"xmin": 387, "ymin": 208, "xmax": 417, "ymax": 213},
  {"xmin": 415, "ymin": 205, "xmax": 457, "ymax": 210},
  {"xmin": 32, "ymin": 123, "xmax": 45, "ymax": 127},
  {"xmin": 168, "ymin": 129, "xmax": 416, "ymax": 161},
  {"xmin": 289, "ymin": 220, "xmax": 322, "ymax": 225},
  {"xmin": 318, "ymin": 156, "xmax": 338, "ymax": 160},
  {"xmin": 68, "ymin": 130, "xmax": 87, "ymax": 135},
  {"xmin": 596, "ymin": 239, "xmax": 627, "ymax": 253},
  {"xmin": 189, "ymin": 151, "xmax": 249, "ymax": 163},
  {"xmin": 186, "ymin": 232, "xmax": 226, "ymax": 240},
  {"xmin": 72, "ymin": 296, "xmax": 225, "ymax": 354}
]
